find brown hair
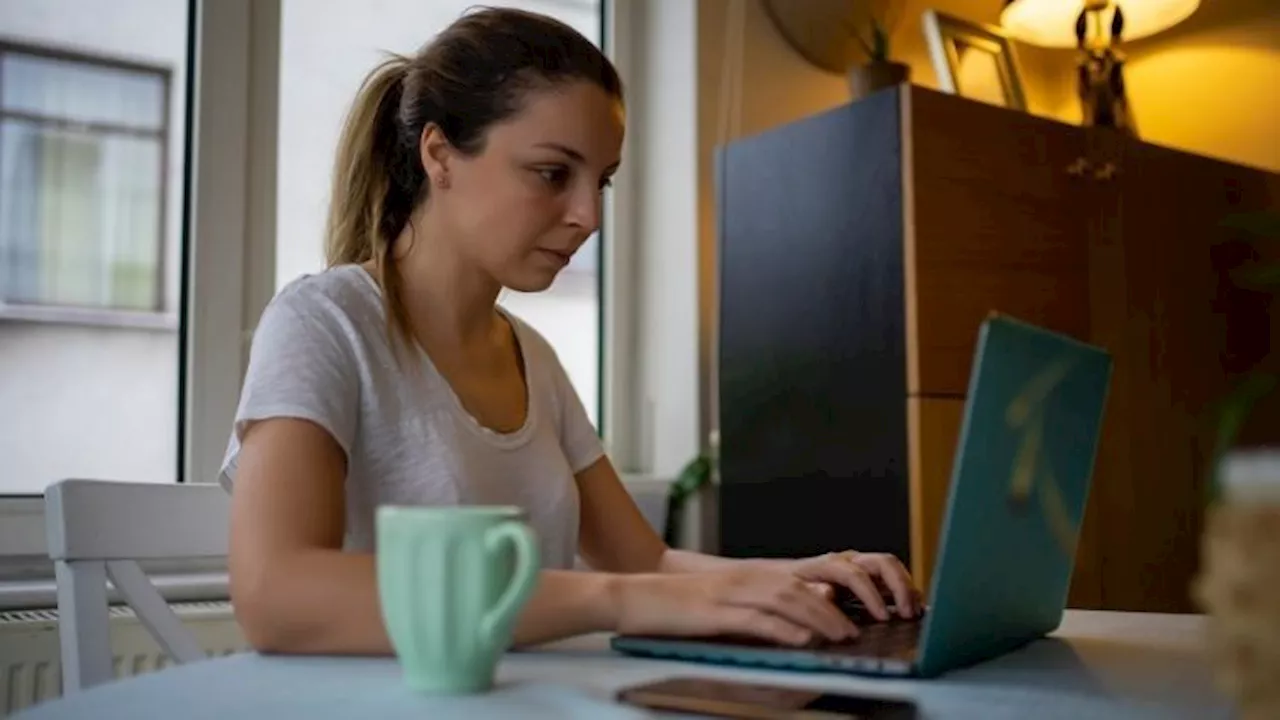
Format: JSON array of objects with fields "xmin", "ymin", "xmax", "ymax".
[{"xmin": 324, "ymin": 6, "xmax": 623, "ymax": 349}]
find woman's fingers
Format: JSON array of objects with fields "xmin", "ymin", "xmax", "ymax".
[
  {"xmin": 729, "ymin": 576, "xmax": 857, "ymax": 642},
  {"xmin": 785, "ymin": 583, "xmax": 860, "ymax": 641},
  {"xmin": 860, "ymin": 554, "xmax": 917, "ymax": 618},
  {"xmin": 715, "ymin": 607, "xmax": 814, "ymax": 647},
  {"xmin": 804, "ymin": 581, "xmax": 834, "ymax": 600},
  {"xmin": 801, "ymin": 559, "xmax": 891, "ymax": 621},
  {"xmin": 842, "ymin": 567, "xmax": 891, "ymax": 621}
]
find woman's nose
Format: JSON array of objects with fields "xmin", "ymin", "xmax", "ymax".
[{"xmin": 564, "ymin": 183, "xmax": 601, "ymax": 231}]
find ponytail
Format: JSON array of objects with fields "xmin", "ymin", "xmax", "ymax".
[
  {"xmin": 322, "ymin": 7, "xmax": 624, "ymax": 358},
  {"xmin": 324, "ymin": 54, "xmax": 421, "ymax": 353}
]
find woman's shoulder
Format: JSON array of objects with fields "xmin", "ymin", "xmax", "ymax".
[
  {"xmin": 259, "ymin": 263, "xmax": 378, "ymax": 325},
  {"xmin": 252, "ymin": 264, "xmax": 385, "ymax": 355},
  {"xmin": 271, "ymin": 264, "xmax": 382, "ymax": 318}
]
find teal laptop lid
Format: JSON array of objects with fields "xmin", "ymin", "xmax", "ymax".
[{"xmin": 915, "ymin": 314, "xmax": 1112, "ymax": 677}]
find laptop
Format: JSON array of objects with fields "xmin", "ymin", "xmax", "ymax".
[{"xmin": 611, "ymin": 313, "xmax": 1113, "ymax": 678}]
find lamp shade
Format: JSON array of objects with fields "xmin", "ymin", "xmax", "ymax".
[{"xmin": 1001, "ymin": 0, "xmax": 1199, "ymax": 48}]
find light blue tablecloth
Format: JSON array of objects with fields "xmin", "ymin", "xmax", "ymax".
[{"xmin": 17, "ymin": 611, "xmax": 1232, "ymax": 719}]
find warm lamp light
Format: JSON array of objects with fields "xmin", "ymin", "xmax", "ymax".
[
  {"xmin": 1000, "ymin": 0, "xmax": 1199, "ymax": 135},
  {"xmin": 1001, "ymin": 0, "xmax": 1199, "ymax": 48}
]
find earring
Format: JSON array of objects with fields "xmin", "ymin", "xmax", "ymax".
[{"xmin": 434, "ymin": 173, "xmax": 449, "ymax": 189}]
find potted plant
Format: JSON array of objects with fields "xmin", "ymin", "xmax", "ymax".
[
  {"xmin": 761, "ymin": 0, "xmax": 907, "ymax": 100},
  {"xmin": 847, "ymin": 2, "xmax": 909, "ymax": 99},
  {"xmin": 1204, "ymin": 211, "xmax": 1280, "ymax": 495},
  {"xmin": 1194, "ymin": 210, "xmax": 1280, "ymax": 720}
]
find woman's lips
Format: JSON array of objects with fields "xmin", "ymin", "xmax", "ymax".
[{"xmin": 539, "ymin": 248, "xmax": 572, "ymax": 266}]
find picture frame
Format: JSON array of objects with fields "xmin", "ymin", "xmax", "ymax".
[{"xmin": 922, "ymin": 9, "xmax": 1027, "ymax": 112}]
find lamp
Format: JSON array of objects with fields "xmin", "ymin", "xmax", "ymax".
[
  {"xmin": 1002, "ymin": 0, "xmax": 1198, "ymax": 47},
  {"xmin": 1000, "ymin": 0, "xmax": 1199, "ymax": 135}
]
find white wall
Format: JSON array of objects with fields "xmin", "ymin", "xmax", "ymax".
[
  {"xmin": 0, "ymin": 0, "xmax": 187, "ymax": 494},
  {"xmin": 0, "ymin": 324, "xmax": 178, "ymax": 491}
]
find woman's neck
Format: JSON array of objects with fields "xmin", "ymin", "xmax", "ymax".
[{"xmin": 384, "ymin": 217, "xmax": 503, "ymax": 349}]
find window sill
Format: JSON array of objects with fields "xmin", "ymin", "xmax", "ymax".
[{"xmin": 0, "ymin": 302, "xmax": 178, "ymax": 331}]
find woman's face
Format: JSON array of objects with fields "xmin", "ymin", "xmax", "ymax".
[{"xmin": 424, "ymin": 80, "xmax": 624, "ymax": 293}]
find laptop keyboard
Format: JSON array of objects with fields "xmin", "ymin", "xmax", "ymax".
[
  {"xmin": 819, "ymin": 596, "xmax": 923, "ymax": 662},
  {"xmin": 819, "ymin": 616, "xmax": 921, "ymax": 661},
  {"xmin": 700, "ymin": 598, "xmax": 923, "ymax": 660},
  {"xmin": 611, "ymin": 591, "xmax": 925, "ymax": 675}
]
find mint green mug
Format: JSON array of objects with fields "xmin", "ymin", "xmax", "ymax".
[{"xmin": 375, "ymin": 505, "xmax": 539, "ymax": 694}]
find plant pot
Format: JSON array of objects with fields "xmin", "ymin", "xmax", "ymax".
[
  {"xmin": 848, "ymin": 61, "xmax": 910, "ymax": 100},
  {"xmin": 1193, "ymin": 449, "xmax": 1280, "ymax": 720}
]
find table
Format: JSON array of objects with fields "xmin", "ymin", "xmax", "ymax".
[{"xmin": 17, "ymin": 611, "xmax": 1232, "ymax": 719}]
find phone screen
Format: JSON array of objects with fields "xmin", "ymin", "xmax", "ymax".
[{"xmin": 617, "ymin": 677, "xmax": 918, "ymax": 719}]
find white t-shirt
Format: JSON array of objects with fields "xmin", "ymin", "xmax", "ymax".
[{"xmin": 218, "ymin": 264, "xmax": 605, "ymax": 570}]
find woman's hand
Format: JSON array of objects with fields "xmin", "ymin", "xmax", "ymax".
[
  {"xmin": 614, "ymin": 567, "xmax": 860, "ymax": 647},
  {"xmin": 783, "ymin": 551, "xmax": 921, "ymax": 621}
]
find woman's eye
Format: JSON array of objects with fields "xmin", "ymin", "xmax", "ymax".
[
  {"xmin": 598, "ymin": 176, "xmax": 614, "ymax": 191},
  {"xmin": 538, "ymin": 167, "xmax": 570, "ymax": 188}
]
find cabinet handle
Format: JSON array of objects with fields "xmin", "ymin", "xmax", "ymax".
[
  {"xmin": 1094, "ymin": 162, "xmax": 1119, "ymax": 181},
  {"xmin": 1066, "ymin": 157, "xmax": 1091, "ymax": 177}
]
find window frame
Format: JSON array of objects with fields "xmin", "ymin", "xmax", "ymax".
[
  {"xmin": 0, "ymin": 39, "xmax": 174, "ymax": 324},
  {"xmin": 599, "ymin": 0, "xmax": 642, "ymax": 472},
  {"xmin": 0, "ymin": 0, "xmax": 278, "ymax": 608}
]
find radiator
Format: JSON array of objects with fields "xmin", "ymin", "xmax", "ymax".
[{"xmin": 0, "ymin": 601, "xmax": 248, "ymax": 716}]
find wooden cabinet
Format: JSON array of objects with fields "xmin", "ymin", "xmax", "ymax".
[
  {"xmin": 1087, "ymin": 136, "xmax": 1280, "ymax": 611},
  {"xmin": 905, "ymin": 86, "xmax": 1094, "ymax": 398},
  {"xmin": 906, "ymin": 397, "xmax": 963, "ymax": 595},
  {"xmin": 716, "ymin": 84, "xmax": 1280, "ymax": 612},
  {"xmin": 903, "ymin": 90, "xmax": 1100, "ymax": 604}
]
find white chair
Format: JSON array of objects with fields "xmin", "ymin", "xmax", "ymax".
[{"xmin": 44, "ymin": 478, "xmax": 231, "ymax": 693}]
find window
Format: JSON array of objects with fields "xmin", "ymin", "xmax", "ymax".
[
  {"xmin": 0, "ymin": 0, "xmax": 274, "ymax": 605},
  {"xmin": 0, "ymin": 1, "xmax": 190, "ymax": 501},
  {"xmin": 0, "ymin": 43, "xmax": 172, "ymax": 318},
  {"xmin": 275, "ymin": 0, "xmax": 604, "ymax": 426}
]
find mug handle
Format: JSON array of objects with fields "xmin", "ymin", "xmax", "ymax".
[{"xmin": 478, "ymin": 521, "xmax": 539, "ymax": 649}]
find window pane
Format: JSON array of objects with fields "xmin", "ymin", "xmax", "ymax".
[
  {"xmin": 277, "ymin": 0, "xmax": 603, "ymax": 426},
  {"xmin": 1, "ymin": 52, "xmax": 166, "ymax": 131},
  {"xmin": 0, "ymin": 120, "xmax": 162, "ymax": 309},
  {"xmin": 0, "ymin": 0, "xmax": 189, "ymax": 495},
  {"xmin": 102, "ymin": 134, "xmax": 164, "ymax": 309}
]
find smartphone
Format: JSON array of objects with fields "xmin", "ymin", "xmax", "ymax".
[{"xmin": 616, "ymin": 676, "xmax": 918, "ymax": 719}]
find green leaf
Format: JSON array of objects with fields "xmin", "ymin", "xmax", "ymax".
[
  {"xmin": 872, "ymin": 23, "xmax": 889, "ymax": 62},
  {"xmin": 852, "ymin": 30, "xmax": 875, "ymax": 60},
  {"xmin": 1208, "ymin": 373, "xmax": 1278, "ymax": 503},
  {"xmin": 1206, "ymin": 209, "xmax": 1280, "ymax": 503},
  {"xmin": 1230, "ymin": 262, "xmax": 1280, "ymax": 291},
  {"xmin": 671, "ymin": 455, "xmax": 711, "ymax": 499},
  {"xmin": 1220, "ymin": 211, "xmax": 1280, "ymax": 240}
]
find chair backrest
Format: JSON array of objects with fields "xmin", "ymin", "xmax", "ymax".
[{"xmin": 44, "ymin": 479, "xmax": 231, "ymax": 693}]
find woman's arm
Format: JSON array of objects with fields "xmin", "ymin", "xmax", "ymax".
[
  {"xmin": 229, "ymin": 417, "xmax": 625, "ymax": 654},
  {"xmin": 574, "ymin": 456, "xmax": 919, "ymax": 619},
  {"xmin": 572, "ymin": 455, "xmax": 792, "ymax": 577},
  {"xmin": 574, "ymin": 455, "xmax": 785, "ymax": 575},
  {"xmin": 231, "ymin": 419, "xmax": 863, "ymax": 653}
]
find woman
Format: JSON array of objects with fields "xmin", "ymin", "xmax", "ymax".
[{"xmin": 222, "ymin": 6, "xmax": 919, "ymax": 656}]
